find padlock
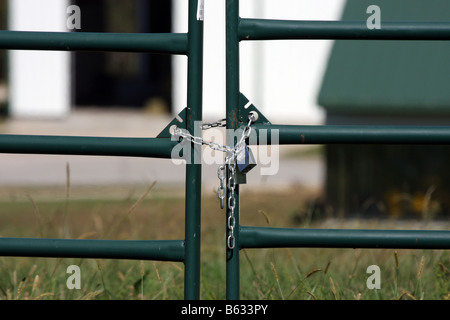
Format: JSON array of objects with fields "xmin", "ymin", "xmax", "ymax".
[{"xmin": 236, "ymin": 144, "xmax": 256, "ymax": 174}]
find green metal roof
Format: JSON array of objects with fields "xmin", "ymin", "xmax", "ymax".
[{"xmin": 318, "ymin": 0, "xmax": 450, "ymax": 116}]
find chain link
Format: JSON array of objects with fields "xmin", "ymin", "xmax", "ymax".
[
  {"xmin": 217, "ymin": 165, "xmax": 226, "ymax": 209},
  {"xmin": 227, "ymin": 162, "xmax": 236, "ymax": 249},
  {"xmin": 172, "ymin": 127, "xmax": 233, "ymax": 154},
  {"xmin": 201, "ymin": 118, "xmax": 226, "ymax": 130},
  {"xmin": 172, "ymin": 113, "xmax": 257, "ymax": 250}
]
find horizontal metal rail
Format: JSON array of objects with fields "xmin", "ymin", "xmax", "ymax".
[
  {"xmin": 0, "ymin": 238, "xmax": 185, "ymax": 261},
  {"xmin": 0, "ymin": 134, "xmax": 177, "ymax": 158},
  {"xmin": 0, "ymin": 31, "xmax": 188, "ymax": 55},
  {"xmin": 240, "ymin": 226, "xmax": 450, "ymax": 250},
  {"xmin": 252, "ymin": 124, "xmax": 450, "ymax": 145},
  {"xmin": 239, "ymin": 19, "xmax": 450, "ymax": 41}
]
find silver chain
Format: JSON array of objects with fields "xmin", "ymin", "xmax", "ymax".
[
  {"xmin": 217, "ymin": 165, "xmax": 226, "ymax": 209},
  {"xmin": 227, "ymin": 161, "xmax": 236, "ymax": 249},
  {"xmin": 201, "ymin": 118, "xmax": 226, "ymax": 130},
  {"xmin": 172, "ymin": 127, "xmax": 233, "ymax": 154},
  {"xmin": 172, "ymin": 112, "xmax": 257, "ymax": 250},
  {"xmin": 225, "ymin": 113, "xmax": 256, "ymax": 249}
]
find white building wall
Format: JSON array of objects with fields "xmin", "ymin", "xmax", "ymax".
[
  {"xmin": 7, "ymin": 0, "xmax": 344, "ymax": 122},
  {"xmin": 172, "ymin": 0, "xmax": 189, "ymax": 119},
  {"xmin": 8, "ymin": 0, "xmax": 70, "ymax": 119},
  {"xmin": 173, "ymin": 0, "xmax": 346, "ymax": 124}
]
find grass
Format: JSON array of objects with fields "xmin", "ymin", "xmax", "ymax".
[{"xmin": 0, "ymin": 183, "xmax": 448, "ymax": 300}]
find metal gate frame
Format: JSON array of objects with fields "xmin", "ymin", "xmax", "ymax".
[
  {"xmin": 225, "ymin": 0, "xmax": 450, "ymax": 300},
  {"xmin": 0, "ymin": 0, "xmax": 203, "ymax": 300},
  {"xmin": 0, "ymin": 0, "xmax": 450, "ymax": 301}
]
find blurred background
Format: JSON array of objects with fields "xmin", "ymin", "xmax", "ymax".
[{"xmin": 0, "ymin": 0, "xmax": 449, "ymax": 221}]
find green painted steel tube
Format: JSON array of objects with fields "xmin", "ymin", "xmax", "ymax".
[
  {"xmin": 183, "ymin": 0, "xmax": 204, "ymax": 300},
  {"xmin": 226, "ymin": 1, "xmax": 241, "ymax": 129},
  {"xmin": 0, "ymin": 134, "xmax": 177, "ymax": 158},
  {"xmin": 240, "ymin": 226, "xmax": 450, "ymax": 249},
  {"xmin": 239, "ymin": 19, "xmax": 450, "ymax": 41},
  {"xmin": 252, "ymin": 124, "xmax": 450, "ymax": 145},
  {"xmin": 226, "ymin": 0, "xmax": 241, "ymax": 300},
  {"xmin": 0, "ymin": 31, "xmax": 188, "ymax": 55},
  {"xmin": 0, "ymin": 238, "xmax": 185, "ymax": 261}
]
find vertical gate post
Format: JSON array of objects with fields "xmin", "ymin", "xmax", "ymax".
[
  {"xmin": 225, "ymin": 0, "xmax": 241, "ymax": 300},
  {"xmin": 184, "ymin": 0, "xmax": 204, "ymax": 300}
]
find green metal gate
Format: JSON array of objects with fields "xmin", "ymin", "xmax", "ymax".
[
  {"xmin": 224, "ymin": 0, "xmax": 450, "ymax": 300},
  {"xmin": 0, "ymin": 0, "xmax": 450, "ymax": 300},
  {"xmin": 0, "ymin": 0, "xmax": 203, "ymax": 300}
]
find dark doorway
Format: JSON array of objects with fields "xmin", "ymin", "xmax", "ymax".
[{"xmin": 73, "ymin": 0, "xmax": 172, "ymax": 112}]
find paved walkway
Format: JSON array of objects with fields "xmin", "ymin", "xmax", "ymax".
[{"xmin": 0, "ymin": 109, "xmax": 324, "ymax": 193}]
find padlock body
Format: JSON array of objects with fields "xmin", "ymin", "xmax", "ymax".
[{"xmin": 236, "ymin": 145, "xmax": 256, "ymax": 174}]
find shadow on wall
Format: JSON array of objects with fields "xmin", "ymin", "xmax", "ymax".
[{"xmin": 324, "ymin": 144, "xmax": 450, "ymax": 220}]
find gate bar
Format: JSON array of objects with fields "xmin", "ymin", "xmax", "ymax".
[
  {"xmin": 252, "ymin": 124, "xmax": 450, "ymax": 145},
  {"xmin": 0, "ymin": 238, "xmax": 185, "ymax": 261},
  {"xmin": 239, "ymin": 19, "xmax": 450, "ymax": 41},
  {"xmin": 240, "ymin": 226, "xmax": 450, "ymax": 250},
  {"xmin": 0, "ymin": 31, "xmax": 188, "ymax": 55},
  {"xmin": 0, "ymin": 134, "xmax": 177, "ymax": 158},
  {"xmin": 226, "ymin": 0, "xmax": 241, "ymax": 301},
  {"xmin": 183, "ymin": 0, "xmax": 204, "ymax": 300}
]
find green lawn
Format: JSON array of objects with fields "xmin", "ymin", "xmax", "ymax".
[{"xmin": 0, "ymin": 184, "xmax": 448, "ymax": 300}]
